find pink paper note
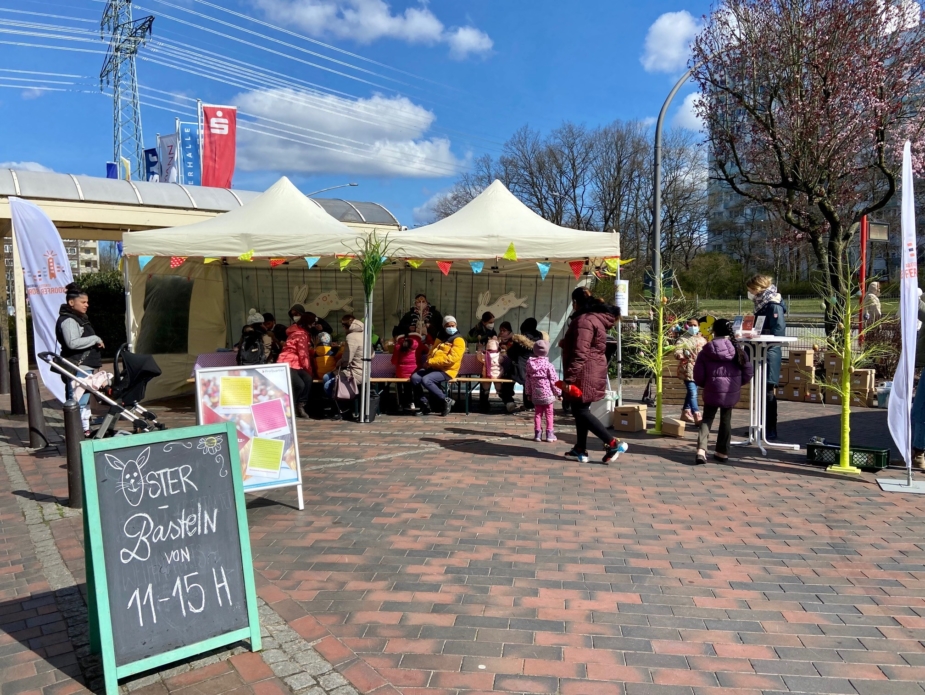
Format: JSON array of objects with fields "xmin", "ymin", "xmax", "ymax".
[{"xmin": 251, "ymin": 398, "xmax": 289, "ymax": 436}]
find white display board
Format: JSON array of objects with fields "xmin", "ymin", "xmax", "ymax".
[{"xmin": 195, "ymin": 364, "xmax": 304, "ymax": 509}]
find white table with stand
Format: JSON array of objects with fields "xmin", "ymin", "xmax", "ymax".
[{"xmin": 732, "ymin": 335, "xmax": 801, "ymax": 456}]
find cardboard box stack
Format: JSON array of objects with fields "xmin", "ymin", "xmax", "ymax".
[
  {"xmin": 804, "ymin": 383, "xmax": 823, "ymax": 404},
  {"xmin": 849, "ymin": 369, "xmax": 876, "ymax": 408},
  {"xmin": 613, "ymin": 404, "xmax": 647, "ymax": 432}
]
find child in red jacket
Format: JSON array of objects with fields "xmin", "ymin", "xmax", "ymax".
[{"xmin": 392, "ymin": 331, "xmax": 423, "ymax": 412}]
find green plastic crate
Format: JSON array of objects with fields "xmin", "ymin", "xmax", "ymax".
[{"xmin": 806, "ymin": 443, "xmax": 889, "ymax": 471}]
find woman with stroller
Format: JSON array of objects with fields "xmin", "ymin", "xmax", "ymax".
[{"xmin": 55, "ymin": 283, "xmax": 104, "ymax": 436}]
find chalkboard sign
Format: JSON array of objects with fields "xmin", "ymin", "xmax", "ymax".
[{"xmin": 82, "ymin": 423, "xmax": 261, "ymax": 695}]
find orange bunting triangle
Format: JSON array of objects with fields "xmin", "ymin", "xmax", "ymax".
[
  {"xmin": 269, "ymin": 258, "xmax": 286, "ymax": 267},
  {"xmin": 170, "ymin": 256, "xmax": 187, "ymax": 269},
  {"xmin": 437, "ymin": 260, "xmax": 453, "ymax": 276}
]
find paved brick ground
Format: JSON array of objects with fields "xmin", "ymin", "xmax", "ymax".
[{"xmin": 1, "ymin": 385, "xmax": 924, "ymax": 695}]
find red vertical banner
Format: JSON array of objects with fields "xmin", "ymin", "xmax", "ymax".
[{"xmin": 201, "ymin": 105, "xmax": 237, "ymax": 188}]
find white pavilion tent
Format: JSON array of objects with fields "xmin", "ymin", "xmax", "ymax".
[{"xmin": 122, "ymin": 178, "xmax": 621, "ymax": 400}]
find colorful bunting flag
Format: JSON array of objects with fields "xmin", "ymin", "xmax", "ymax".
[
  {"xmin": 604, "ymin": 258, "xmax": 619, "ymax": 272},
  {"xmin": 138, "ymin": 255, "xmax": 153, "ymax": 270},
  {"xmin": 437, "ymin": 260, "xmax": 453, "ymax": 276},
  {"xmin": 469, "ymin": 261, "xmax": 484, "ymax": 274},
  {"xmin": 304, "ymin": 256, "xmax": 320, "ymax": 269},
  {"xmin": 502, "ymin": 243, "xmax": 517, "ymax": 261},
  {"xmin": 269, "ymin": 258, "xmax": 286, "ymax": 268},
  {"xmin": 381, "ymin": 256, "xmax": 388, "ymax": 263},
  {"xmin": 339, "ymin": 257, "xmax": 353, "ymax": 271},
  {"xmin": 569, "ymin": 260, "xmax": 585, "ymax": 280},
  {"xmin": 204, "ymin": 257, "xmax": 221, "ymax": 264},
  {"xmin": 407, "ymin": 259, "xmax": 424, "ymax": 269},
  {"xmin": 536, "ymin": 262, "xmax": 551, "ymax": 281},
  {"xmin": 238, "ymin": 249, "xmax": 255, "ymax": 262},
  {"xmin": 170, "ymin": 256, "xmax": 187, "ymax": 269}
]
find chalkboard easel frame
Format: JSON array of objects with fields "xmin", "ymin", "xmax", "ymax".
[{"xmin": 81, "ymin": 422, "xmax": 262, "ymax": 695}]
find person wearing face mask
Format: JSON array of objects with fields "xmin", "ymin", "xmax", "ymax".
[
  {"xmin": 746, "ymin": 274, "xmax": 786, "ymax": 439},
  {"xmin": 468, "ymin": 312, "xmax": 497, "ymax": 347},
  {"xmin": 398, "ymin": 294, "xmax": 443, "ymax": 340},
  {"xmin": 288, "ymin": 304, "xmax": 305, "ymax": 325},
  {"xmin": 673, "ymin": 319, "xmax": 707, "ymax": 424},
  {"xmin": 410, "ymin": 315, "xmax": 466, "ymax": 416}
]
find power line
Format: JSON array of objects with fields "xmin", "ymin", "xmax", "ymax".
[
  {"xmin": 0, "ymin": 67, "xmax": 87, "ymax": 78},
  {"xmin": 0, "ymin": 17, "xmax": 504, "ymax": 152},
  {"xmin": 185, "ymin": 0, "xmax": 449, "ymax": 89},
  {"xmin": 0, "ymin": 8, "xmax": 98, "ymax": 24},
  {"xmin": 139, "ymin": 0, "xmax": 414, "ymax": 90},
  {"xmin": 132, "ymin": 93, "xmax": 462, "ymax": 177},
  {"xmin": 142, "ymin": 38, "xmax": 504, "ymax": 151},
  {"xmin": 137, "ymin": 86, "xmax": 463, "ymax": 176},
  {"xmin": 132, "ymin": 4, "xmax": 403, "ymax": 94}
]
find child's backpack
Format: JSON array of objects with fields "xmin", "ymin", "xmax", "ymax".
[
  {"xmin": 482, "ymin": 339, "xmax": 503, "ymax": 379},
  {"xmin": 237, "ymin": 331, "xmax": 267, "ymax": 366}
]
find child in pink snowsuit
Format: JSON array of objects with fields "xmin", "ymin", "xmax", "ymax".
[{"xmin": 524, "ymin": 339, "xmax": 561, "ymax": 442}]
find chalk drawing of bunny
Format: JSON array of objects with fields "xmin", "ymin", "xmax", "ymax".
[{"xmin": 106, "ymin": 447, "xmax": 150, "ymax": 508}]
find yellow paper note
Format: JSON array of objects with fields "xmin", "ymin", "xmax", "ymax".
[
  {"xmin": 247, "ymin": 437, "xmax": 285, "ymax": 476},
  {"xmin": 219, "ymin": 376, "xmax": 254, "ymax": 408}
]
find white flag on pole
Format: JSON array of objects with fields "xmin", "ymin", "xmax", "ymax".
[
  {"xmin": 9, "ymin": 197, "xmax": 73, "ymax": 402},
  {"xmin": 888, "ymin": 141, "xmax": 918, "ymax": 471}
]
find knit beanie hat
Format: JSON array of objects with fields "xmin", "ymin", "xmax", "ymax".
[
  {"xmin": 246, "ymin": 308, "xmax": 264, "ymax": 326},
  {"xmin": 443, "ymin": 315, "xmax": 457, "ymax": 326},
  {"xmin": 533, "ymin": 339, "xmax": 549, "ymax": 357},
  {"xmin": 317, "ymin": 332, "xmax": 331, "ymax": 346}
]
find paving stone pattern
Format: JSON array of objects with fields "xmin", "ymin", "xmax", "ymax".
[{"xmin": 1, "ymin": 386, "xmax": 925, "ymax": 695}]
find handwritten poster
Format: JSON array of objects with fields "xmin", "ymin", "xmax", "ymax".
[
  {"xmin": 80, "ymin": 423, "xmax": 261, "ymax": 694},
  {"xmin": 195, "ymin": 365, "xmax": 304, "ymax": 509}
]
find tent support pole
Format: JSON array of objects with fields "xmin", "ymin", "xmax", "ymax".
[
  {"xmin": 10, "ymin": 220, "xmax": 27, "ymax": 381},
  {"xmin": 123, "ymin": 257, "xmax": 134, "ymax": 351}
]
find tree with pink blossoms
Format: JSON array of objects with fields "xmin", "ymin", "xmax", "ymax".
[{"xmin": 692, "ymin": 0, "xmax": 925, "ymax": 330}]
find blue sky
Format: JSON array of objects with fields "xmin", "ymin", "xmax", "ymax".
[{"xmin": 0, "ymin": 0, "xmax": 712, "ymax": 226}]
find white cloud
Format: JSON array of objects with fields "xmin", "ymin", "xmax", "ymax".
[
  {"xmin": 21, "ymin": 88, "xmax": 47, "ymax": 100},
  {"xmin": 446, "ymin": 26, "xmax": 493, "ymax": 59},
  {"xmin": 255, "ymin": 0, "xmax": 492, "ymax": 59},
  {"xmin": 673, "ymin": 92, "xmax": 704, "ymax": 131},
  {"xmin": 0, "ymin": 161, "xmax": 54, "ymax": 172},
  {"xmin": 642, "ymin": 116, "xmax": 657, "ymax": 128},
  {"xmin": 880, "ymin": 0, "xmax": 921, "ymax": 34},
  {"xmin": 412, "ymin": 189, "xmax": 446, "ymax": 225},
  {"xmin": 640, "ymin": 10, "xmax": 702, "ymax": 73},
  {"xmin": 233, "ymin": 88, "xmax": 465, "ymax": 177}
]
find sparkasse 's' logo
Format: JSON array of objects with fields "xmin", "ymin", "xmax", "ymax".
[{"xmin": 209, "ymin": 110, "xmax": 229, "ymax": 136}]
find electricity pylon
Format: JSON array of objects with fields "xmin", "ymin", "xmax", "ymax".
[{"xmin": 100, "ymin": 1, "xmax": 153, "ymax": 181}]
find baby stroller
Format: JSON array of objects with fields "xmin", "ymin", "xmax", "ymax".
[{"xmin": 39, "ymin": 344, "xmax": 167, "ymax": 438}]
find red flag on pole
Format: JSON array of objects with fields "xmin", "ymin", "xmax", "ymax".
[
  {"xmin": 437, "ymin": 260, "xmax": 453, "ymax": 276},
  {"xmin": 569, "ymin": 260, "xmax": 584, "ymax": 280},
  {"xmin": 201, "ymin": 105, "xmax": 237, "ymax": 188}
]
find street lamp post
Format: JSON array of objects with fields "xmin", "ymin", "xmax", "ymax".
[
  {"xmin": 652, "ymin": 62, "xmax": 702, "ymax": 433},
  {"xmin": 306, "ymin": 182, "xmax": 359, "ymax": 197}
]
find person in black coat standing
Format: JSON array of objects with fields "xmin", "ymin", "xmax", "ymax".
[{"xmin": 747, "ymin": 274, "xmax": 786, "ymax": 439}]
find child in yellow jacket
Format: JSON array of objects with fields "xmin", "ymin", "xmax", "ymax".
[
  {"xmin": 313, "ymin": 332, "xmax": 341, "ymax": 378},
  {"xmin": 411, "ymin": 315, "xmax": 466, "ymax": 416}
]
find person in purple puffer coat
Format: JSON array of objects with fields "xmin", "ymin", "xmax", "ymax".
[{"xmin": 692, "ymin": 318, "xmax": 753, "ymax": 465}]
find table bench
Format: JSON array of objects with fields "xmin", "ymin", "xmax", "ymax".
[{"xmin": 190, "ymin": 351, "xmax": 515, "ymax": 415}]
